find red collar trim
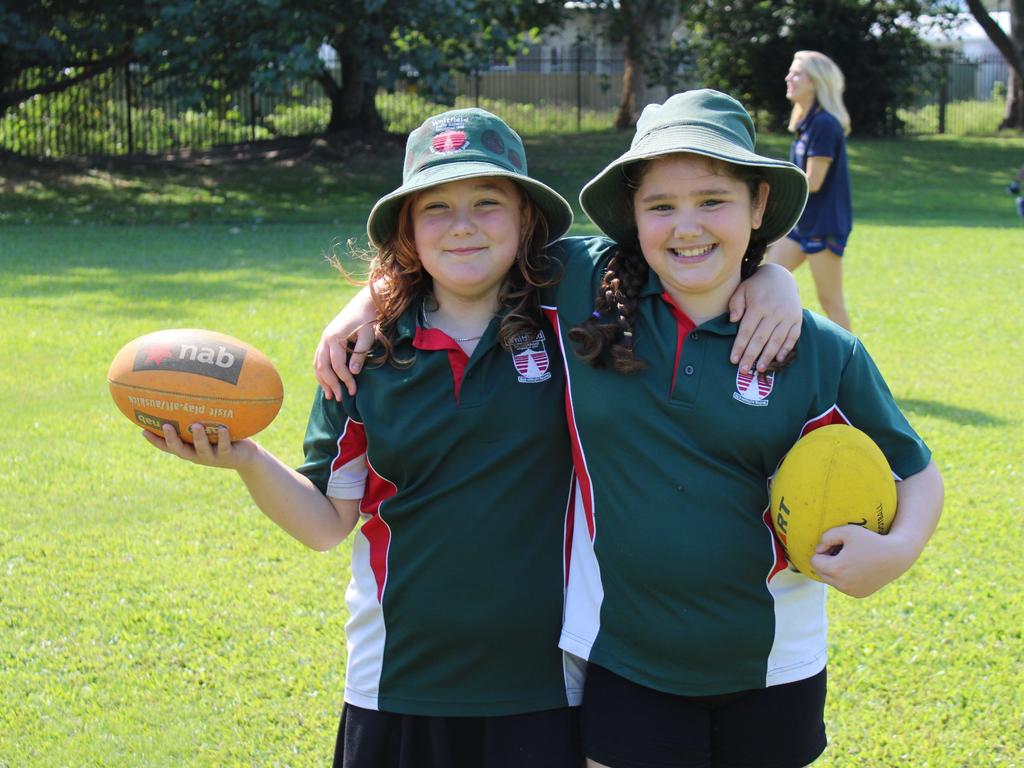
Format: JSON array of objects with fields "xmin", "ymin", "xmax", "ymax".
[
  {"xmin": 659, "ymin": 291, "xmax": 697, "ymax": 333},
  {"xmin": 413, "ymin": 326, "xmax": 470, "ymax": 403},
  {"xmin": 413, "ymin": 326, "xmax": 463, "ymax": 352},
  {"xmin": 660, "ymin": 292, "xmax": 697, "ymax": 397}
]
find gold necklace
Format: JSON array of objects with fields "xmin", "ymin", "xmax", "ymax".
[{"xmin": 422, "ymin": 311, "xmax": 484, "ymax": 343}]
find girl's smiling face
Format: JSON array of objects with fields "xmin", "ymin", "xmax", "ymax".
[
  {"xmin": 633, "ymin": 153, "xmax": 768, "ymax": 322},
  {"xmin": 411, "ymin": 176, "xmax": 524, "ymax": 305}
]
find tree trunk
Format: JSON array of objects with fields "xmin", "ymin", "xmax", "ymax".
[
  {"xmin": 1001, "ymin": 68, "xmax": 1024, "ymax": 129},
  {"xmin": 615, "ymin": 57, "xmax": 637, "ymax": 130},
  {"xmin": 964, "ymin": 0, "xmax": 1024, "ymax": 129},
  {"xmin": 1007, "ymin": 0, "xmax": 1024, "ymax": 129},
  {"xmin": 614, "ymin": 0, "xmax": 640, "ymax": 130},
  {"xmin": 319, "ymin": 46, "xmax": 384, "ymax": 134}
]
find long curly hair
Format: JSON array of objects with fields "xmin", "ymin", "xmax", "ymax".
[
  {"xmin": 350, "ymin": 183, "xmax": 556, "ymax": 368},
  {"xmin": 569, "ymin": 155, "xmax": 776, "ymax": 374}
]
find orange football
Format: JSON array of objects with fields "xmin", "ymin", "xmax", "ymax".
[{"xmin": 108, "ymin": 329, "xmax": 284, "ymax": 443}]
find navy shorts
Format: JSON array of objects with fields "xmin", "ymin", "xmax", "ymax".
[
  {"xmin": 581, "ymin": 664, "xmax": 827, "ymax": 768},
  {"xmin": 334, "ymin": 702, "xmax": 582, "ymax": 768},
  {"xmin": 787, "ymin": 231, "xmax": 848, "ymax": 257}
]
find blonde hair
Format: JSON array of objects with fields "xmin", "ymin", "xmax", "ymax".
[{"xmin": 788, "ymin": 51, "xmax": 851, "ymax": 136}]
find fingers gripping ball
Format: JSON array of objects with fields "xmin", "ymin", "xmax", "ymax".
[
  {"xmin": 770, "ymin": 424, "xmax": 897, "ymax": 581},
  {"xmin": 108, "ymin": 329, "xmax": 283, "ymax": 443}
]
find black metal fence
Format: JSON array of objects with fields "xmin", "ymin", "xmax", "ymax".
[
  {"xmin": 900, "ymin": 52, "xmax": 1011, "ymax": 135},
  {"xmin": 0, "ymin": 53, "xmax": 1010, "ymax": 158}
]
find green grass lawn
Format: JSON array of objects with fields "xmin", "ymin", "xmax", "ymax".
[{"xmin": 2, "ymin": 132, "xmax": 1023, "ymax": 767}]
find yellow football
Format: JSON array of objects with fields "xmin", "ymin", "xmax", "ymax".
[{"xmin": 770, "ymin": 424, "xmax": 897, "ymax": 581}]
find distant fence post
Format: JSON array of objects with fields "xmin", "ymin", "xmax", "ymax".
[
  {"xmin": 125, "ymin": 62, "xmax": 134, "ymax": 154},
  {"xmin": 937, "ymin": 52, "xmax": 949, "ymax": 135},
  {"xmin": 474, "ymin": 70, "xmax": 481, "ymax": 107},
  {"xmin": 576, "ymin": 46, "xmax": 582, "ymax": 132},
  {"xmin": 250, "ymin": 88, "xmax": 257, "ymax": 143}
]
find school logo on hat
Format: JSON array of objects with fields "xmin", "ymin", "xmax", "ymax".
[
  {"xmin": 511, "ymin": 331, "xmax": 551, "ymax": 383},
  {"xmin": 733, "ymin": 368, "xmax": 774, "ymax": 406},
  {"xmin": 432, "ymin": 130, "xmax": 468, "ymax": 154}
]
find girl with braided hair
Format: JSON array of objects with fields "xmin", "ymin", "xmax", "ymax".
[{"xmin": 552, "ymin": 90, "xmax": 941, "ymax": 768}]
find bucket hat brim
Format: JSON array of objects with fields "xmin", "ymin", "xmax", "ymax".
[
  {"xmin": 580, "ymin": 92, "xmax": 808, "ymax": 247},
  {"xmin": 367, "ymin": 161, "xmax": 573, "ymax": 248}
]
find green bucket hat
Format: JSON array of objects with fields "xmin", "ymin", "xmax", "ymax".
[
  {"xmin": 367, "ymin": 108, "xmax": 573, "ymax": 248},
  {"xmin": 580, "ymin": 89, "xmax": 808, "ymax": 247}
]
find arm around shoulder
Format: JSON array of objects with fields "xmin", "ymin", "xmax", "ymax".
[
  {"xmin": 314, "ymin": 285, "xmax": 378, "ymax": 400},
  {"xmin": 728, "ymin": 262, "xmax": 803, "ymax": 373}
]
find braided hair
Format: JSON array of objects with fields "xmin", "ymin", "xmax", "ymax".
[{"xmin": 569, "ymin": 156, "xmax": 779, "ymax": 374}]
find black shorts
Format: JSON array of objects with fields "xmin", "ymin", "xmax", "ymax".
[
  {"xmin": 334, "ymin": 702, "xmax": 583, "ymax": 768},
  {"xmin": 581, "ymin": 664, "xmax": 827, "ymax": 768}
]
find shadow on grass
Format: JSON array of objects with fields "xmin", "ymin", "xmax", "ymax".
[
  {"xmin": 0, "ymin": 136, "xmax": 404, "ymax": 227},
  {"xmin": 841, "ymin": 136, "xmax": 1024, "ymax": 229},
  {"xmin": 0, "ymin": 226, "xmax": 365, "ymax": 313},
  {"xmin": 897, "ymin": 397, "xmax": 1007, "ymax": 427},
  {"xmin": 4, "ymin": 131, "xmax": 1023, "ymax": 230}
]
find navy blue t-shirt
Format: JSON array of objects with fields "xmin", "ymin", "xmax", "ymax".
[{"xmin": 791, "ymin": 106, "xmax": 852, "ymax": 238}]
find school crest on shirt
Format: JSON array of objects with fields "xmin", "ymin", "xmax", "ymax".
[
  {"xmin": 511, "ymin": 331, "xmax": 551, "ymax": 383},
  {"xmin": 733, "ymin": 368, "xmax": 775, "ymax": 406}
]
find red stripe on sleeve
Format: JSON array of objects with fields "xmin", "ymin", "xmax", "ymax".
[
  {"xmin": 799, "ymin": 405, "xmax": 851, "ymax": 437},
  {"xmin": 331, "ymin": 419, "xmax": 367, "ymax": 471}
]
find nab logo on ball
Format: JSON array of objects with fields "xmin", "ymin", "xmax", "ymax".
[
  {"xmin": 135, "ymin": 409, "xmax": 177, "ymax": 433},
  {"xmin": 132, "ymin": 334, "xmax": 246, "ymax": 385}
]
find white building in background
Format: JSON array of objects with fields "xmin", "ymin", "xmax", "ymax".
[
  {"xmin": 513, "ymin": 8, "xmax": 624, "ymax": 74},
  {"xmin": 501, "ymin": 3, "xmax": 689, "ymax": 108},
  {"xmin": 921, "ymin": 11, "xmax": 1011, "ymax": 99}
]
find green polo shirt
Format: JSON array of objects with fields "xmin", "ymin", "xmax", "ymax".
[
  {"xmin": 545, "ymin": 236, "xmax": 931, "ymax": 696},
  {"xmin": 298, "ymin": 299, "xmax": 582, "ymax": 716}
]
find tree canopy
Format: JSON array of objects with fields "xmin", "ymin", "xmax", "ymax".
[
  {"xmin": 1, "ymin": 1, "xmax": 145, "ymax": 112},
  {"xmin": 685, "ymin": 0, "xmax": 961, "ymax": 135},
  {"xmin": 0, "ymin": 0, "xmax": 563, "ymax": 128}
]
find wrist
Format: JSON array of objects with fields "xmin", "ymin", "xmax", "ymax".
[{"xmin": 231, "ymin": 438, "xmax": 264, "ymax": 474}]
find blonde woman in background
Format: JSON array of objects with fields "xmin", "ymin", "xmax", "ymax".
[{"xmin": 767, "ymin": 51, "xmax": 853, "ymax": 331}]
